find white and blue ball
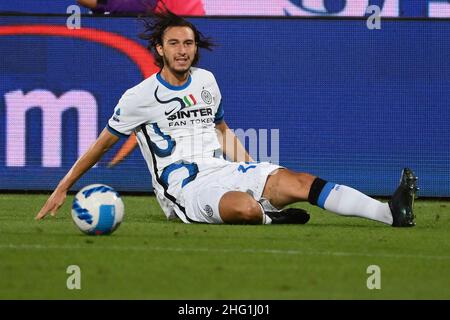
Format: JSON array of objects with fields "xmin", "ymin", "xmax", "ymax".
[{"xmin": 71, "ymin": 184, "xmax": 124, "ymax": 235}]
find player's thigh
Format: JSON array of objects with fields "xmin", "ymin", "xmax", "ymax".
[
  {"xmin": 262, "ymin": 168, "xmax": 316, "ymax": 208},
  {"xmin": 183, "ymin": 185, "xmax": 262, "ymax": 224}
]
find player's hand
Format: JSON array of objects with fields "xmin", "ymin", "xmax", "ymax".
[{"xmin": 35, "ymin": 189, "xmax": 67, "ymax": 220}]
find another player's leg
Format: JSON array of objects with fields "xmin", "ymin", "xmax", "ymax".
[{"xmin": 262, "ymin": 168, "xmax": 418, "ymax": 227}]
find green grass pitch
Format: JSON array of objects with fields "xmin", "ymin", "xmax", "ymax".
[{"xmin": 0, "ymin": 193, "xmax": 449, "ymax": 299}]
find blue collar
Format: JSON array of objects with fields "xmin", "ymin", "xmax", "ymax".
[{"xmin": 156, "ymin": 72, "xmax": 192, "ymax": 91}]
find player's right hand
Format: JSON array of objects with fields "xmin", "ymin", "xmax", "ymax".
[{"xmin": 35, "ymin": 189, "xmax": 67, "ymax": 220}]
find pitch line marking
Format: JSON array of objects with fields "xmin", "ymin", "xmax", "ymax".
[{"xmin": 1, "ymin": 244, "xmax": 449, "ymax": 261}]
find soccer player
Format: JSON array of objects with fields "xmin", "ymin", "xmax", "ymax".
[{"xmin": 36, "ymin": 10, "xmax": 418, "ymax": 227}]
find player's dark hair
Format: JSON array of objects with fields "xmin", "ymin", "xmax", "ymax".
[{"xmin": 139, "ymin": 9, "xmax": 214, "ymax": 68}]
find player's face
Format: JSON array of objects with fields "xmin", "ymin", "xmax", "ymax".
[{"xmin": 157, "ymin": 26, "xmax": 197, "ymax": 75}]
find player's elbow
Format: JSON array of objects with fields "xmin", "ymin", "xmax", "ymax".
[{"xmin": 215, "ymin": 120, "xmax": 227, "ymax": 133}]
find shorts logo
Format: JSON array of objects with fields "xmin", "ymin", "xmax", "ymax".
[
  {"xmin": 112, "ymin": 108, "xmax": 120, "ymax": 122},
  {"xmin": 201, "ymin": 90, "xmax": 213, "ymax": 105},
  {"xmin": 204, "ymin": 205, "xmax": 214, "ymax": 217}
]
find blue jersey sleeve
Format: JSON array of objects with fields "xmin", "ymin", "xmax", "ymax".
[{"xmin": 214, "ymin": 102, "xmax": 224, "ymax": 123}]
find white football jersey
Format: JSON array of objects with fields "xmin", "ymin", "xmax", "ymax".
[{"xmin": 107, "ymin": 67, "xmax": 225, "ymax": 220}]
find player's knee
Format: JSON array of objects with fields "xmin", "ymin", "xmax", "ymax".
[
  {"xmin": 236, "ymin": 200, "xmax": 262, "ymax": 223},
  {"xmin": 219, "ymin": 191, "xmax": 263, "ymax": 224}
]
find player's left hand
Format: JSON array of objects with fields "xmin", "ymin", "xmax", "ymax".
[{"xmin": 35, "ymin": 188, "xmax": 67, "ymax": 220}]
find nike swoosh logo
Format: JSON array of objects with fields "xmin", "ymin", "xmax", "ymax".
[
  {"xmin": 165, "ymin": 107, "xmax": 177, "ymax": 116},
  {"xmin": 155, "ymin": 86, "xmax": 186, "ymax": 116}
]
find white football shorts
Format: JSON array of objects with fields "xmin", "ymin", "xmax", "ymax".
[{"xmin": 177, "ymin": 160, "xmax": 282, "ymax": 224}]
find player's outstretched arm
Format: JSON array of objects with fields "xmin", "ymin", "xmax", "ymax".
[
  {"xmin": 35, "ymin": 128, "xmax": 120, "ymax": 220},
  {"xmin": 215, "ymin": 120, "xmax": 254, "ymax": 162}
]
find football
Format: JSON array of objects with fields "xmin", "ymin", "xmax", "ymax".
[{"xmin": 71, "ymin": 184, "xmax": 124, "ymax": 235}]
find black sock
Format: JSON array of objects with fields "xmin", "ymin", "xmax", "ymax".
[{"xmin": 308, "ymin": 178, "xmax": 327, "ymax": 206}]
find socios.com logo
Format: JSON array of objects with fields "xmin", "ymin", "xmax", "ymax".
[{"xmin": 0, "ymin": 25, "xmax": 158, "ymax": 168}]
